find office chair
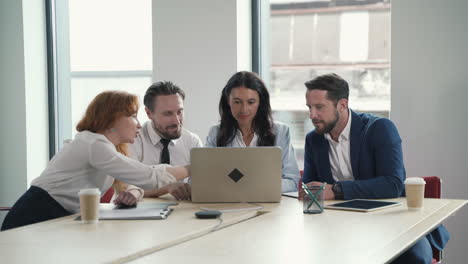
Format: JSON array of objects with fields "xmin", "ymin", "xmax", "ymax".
[
  {"xmin": 421, "ymin": 176, "xmax": 443, "ymax": 264},
  {"xmin": 100, "ymin": 187, "xmax": 114, "ymax": 203},
  {"xmin": 298, "ymin": 170, "xmax": 304, "ymax": 191}
]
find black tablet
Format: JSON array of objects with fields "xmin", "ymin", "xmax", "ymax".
[{"xmin": 325, "ymin": 199, "xmax": 401, "ymax": 212}]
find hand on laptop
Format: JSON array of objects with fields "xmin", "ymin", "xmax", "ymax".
[{"xmin": 167, "ymin": 182, "xmax": 191, "ymax": 200}]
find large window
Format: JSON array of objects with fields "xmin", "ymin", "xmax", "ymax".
[
  {"xmin": 266, "ymin": 0, "xmax": 391, "ymax": 168},
  {"xmin": 51, "ymin": 0, "xmax": 152, "ymax": 152},
  {"xmin": 48, "ymin": 0, "xmax": 390, "ymax": 163}
]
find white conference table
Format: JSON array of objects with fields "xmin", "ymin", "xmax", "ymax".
[
  {"xmin": 131, "ymin": 197, "xmax": 467, "ymax": 264},
  {"xmin": 0, "ymin": 199, "xmax": 259, "ymax": 263},
  {"xmin": 0, "ymin": 197, "xmax": 466, "ymax": 264}
]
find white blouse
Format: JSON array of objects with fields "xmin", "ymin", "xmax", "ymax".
[{"xmin": 32, "ymin": 131, "xmax": 177, "ymax": 213}]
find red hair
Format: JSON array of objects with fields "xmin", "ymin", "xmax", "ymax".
[
  {"xmin": 77, "ymin": 91, "xmax": 140, "ymax": 194},
  {"xmin": 76, "ymin": 90, "xmax": 139, "ymax": 156}
]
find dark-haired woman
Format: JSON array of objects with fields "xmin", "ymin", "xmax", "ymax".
[{"xmin": 206, "ymin": 71, "xmax": 300, "ymax": 192}]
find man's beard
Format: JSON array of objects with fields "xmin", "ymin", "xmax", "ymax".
[
  {"xmin": 313, "ymin": 109, "xmax": 339, "ymax": 135},
  {"xmin": 155, "ymin": 123, "xmax": 182, "ymax": 140}
]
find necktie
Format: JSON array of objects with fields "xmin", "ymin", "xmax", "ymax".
[{"xmin": 160, "ymin": 138, "xmax": 171, "ymax": 164}]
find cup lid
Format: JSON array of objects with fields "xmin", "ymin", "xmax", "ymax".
[{"xmin": 404, "ymin": 177, "xmax": 426, "ymax": 185}]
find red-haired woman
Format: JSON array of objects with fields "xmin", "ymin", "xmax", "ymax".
[{"xmin": 1, "ymin": 91, "xmax": 189, "ymax": 231}]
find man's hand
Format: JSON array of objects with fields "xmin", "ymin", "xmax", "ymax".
[
  {"xmin": 167, "ymin": 182, "xmax": 191, "ymax": 200},
  {"xmin": 298, "ymin": 181, "xmax": 335, "ymax": 200},
  {"xmin": 113, "ymin": 189, "xmax": 140, "ymax": 206}
]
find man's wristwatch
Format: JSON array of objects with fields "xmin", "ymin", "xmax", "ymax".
[{"xmin": 332, "ymin": 182, "xmax": 344, "ymax": 200}]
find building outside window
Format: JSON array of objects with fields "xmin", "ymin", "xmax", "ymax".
[
  {"xmin": 267, "ymin": 0, "xmax": 391, "ymax": 168},
  {"xmin": 51, "ymin": 0, "xmax": 390, "ymax": 165}
]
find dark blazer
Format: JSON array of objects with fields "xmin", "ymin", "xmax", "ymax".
[{"xmin": 303, "ymin": 110, "xmax": 449, "ymax": 250}]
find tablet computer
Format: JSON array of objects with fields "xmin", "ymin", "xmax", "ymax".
[{"xmin": 325, "ymin": 199, "xmax": 401, "ymax": 212}]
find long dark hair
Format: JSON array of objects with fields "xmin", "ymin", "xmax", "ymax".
[{"xmin": 217, "ymin": 71, "xmax": 275, "ymax": 146}]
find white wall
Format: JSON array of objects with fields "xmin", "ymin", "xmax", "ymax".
[
  {"xmin": 392, "ymin": 1, "xmax": 468, "ymax": 262},
  {"xmin": 0, "ymin": 0, "xmax": 49, "ymax": 222},
  {"xmin": 152, "ymin": 0, "xmax": 251, "ymax": 141},
  {"xmin": 0, "ymin": 0, "xmax": 28, "ymax": 210}
]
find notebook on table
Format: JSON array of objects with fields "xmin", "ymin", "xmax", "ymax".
[
  {"xmin": 190, "ymin": 147, "xmax": 282, "ymax": 203},
  {"xmin": 75, "ymin": 202, "xmax": 177, "ymax": 221},
  {"xmin": 99, "ymin": 208, "xmax": 173, "ymax": 220}
]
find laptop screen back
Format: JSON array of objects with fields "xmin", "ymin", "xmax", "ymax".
[{"xmin": 190, "ymin": 147, "xmax": 282, "ymax": 203}]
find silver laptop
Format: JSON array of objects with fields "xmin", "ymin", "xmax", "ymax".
[{"xmin": 191, "ymin": 147, "xmax": 282, "ymax": 203}]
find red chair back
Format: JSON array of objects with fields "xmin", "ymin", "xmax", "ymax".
[
  {"xmin": 420, "ymin": 176, "xmax": 442, "ymax": 263},
  {"xmin": 421, "ymin": 176, "xmax": 441, "ymax": 199},
  {"xmin": 298, "ymin": 170, "xmax": 304, "ymax": 191},
  {"xmin": 100, "ymin": 187, "xmax": 114, "ymax": 203}
]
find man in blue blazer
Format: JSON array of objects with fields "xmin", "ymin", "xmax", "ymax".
[{"xmin": 301, "ymin": 74, "xmax": 449, "ymax": 264}]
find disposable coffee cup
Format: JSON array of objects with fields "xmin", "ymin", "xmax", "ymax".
[
  {"xmin": 405, "ymin": 178, "xmax": 425, "ymax": 210},
  {"xmin": 79, "ymin": 188, "xmax": 101, "ymax": 224}
]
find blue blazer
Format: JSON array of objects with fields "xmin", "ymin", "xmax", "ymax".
[
  {"xmin": 303, "ymin": 110, "xmax": 405, "ymax": 199},
  {"xmin": 303, "ymin": 110, "xmax": 449, "ymax": 250}
]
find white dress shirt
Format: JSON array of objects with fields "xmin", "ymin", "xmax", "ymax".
[
  {"xmin": 324, "ymin": 109, "xmax": 355, "ymax": 182},
  {"xmin": 232, "ymin": 129, "xmax": 259, "ymax": 147},
  {"xmin": 129, "ymin": 121, "xmax": 202, "ymax": 166},
  {"xmin": 129, "ymin": 121, "xmax": 202, "ymax": 185},
  {"xmin": 31, "ymin": 131, "xmax": 177, "ymax": 213}
]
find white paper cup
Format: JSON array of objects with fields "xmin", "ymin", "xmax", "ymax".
[
  {"xmin": 405, "ymin": 178, "xmax": 425, "ymax": 210},
  {"xmin": 79, "ymin": 188, "xmax": 100, "ymax": 224}
]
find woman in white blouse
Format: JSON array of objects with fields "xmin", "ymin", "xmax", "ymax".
[
  {"xmin": 1, "ymin": 91, "xmax": 188, "ymax": 231},
  {"xmin": 206, "ymin": 71, "xmax": 300, "ymax": 193}
]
